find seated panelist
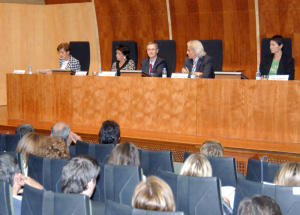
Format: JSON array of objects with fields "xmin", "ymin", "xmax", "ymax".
[
  {"xmin": 111, "ymin": 44, "xmax": 136, "ymax": 76},
  {"xmin": 141, "ymin": 42, "xmax": 167, "ymax": 77},
  {"xmin": 181, "ymin": 40, "xmax": 214, "ymax": 78},
  {"xmin": 57, "ymin": 42, "xmax": 81, "ymax": 71},
  {"xmin": 259, "ymin": 35, "xmax": 295, "ymax": 80}
]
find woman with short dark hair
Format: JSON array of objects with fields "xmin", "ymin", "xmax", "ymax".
[
  {"xmin": 57, "ymin": 42, "xmax": 81, "ymax": 71},
  {"xmin": 111, "ymin": 44, "xmax": 136, "ymax": 76}
]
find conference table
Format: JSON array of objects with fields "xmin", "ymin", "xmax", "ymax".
[{"xmin": 6, "ymin": 74, "xmax": 300, "ymax": 167}]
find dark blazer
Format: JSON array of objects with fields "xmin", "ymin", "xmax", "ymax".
[
  {"xmin": 183, "ymin": 55, "xmax": 214, "ymax": 78},
  {"xmin": 259, "ymin": 53, "xmax": 295, "ymax": 80},
  {"xmin": 141, "ymin": 56, "xmax": 167, "ymax": 77}
]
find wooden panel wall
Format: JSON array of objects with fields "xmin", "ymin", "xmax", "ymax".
[
  {"xmin": 259, "ymin": 0, "xmax": 300, "ymax": 79},
  {"xmin": 0, "ymin": 3, "xmax": 99, "ymax": 105},
  {"xmin": 44, "ymin": 0, "xmax": 90, "ymax": 3},
  {"xmin": 169, "ymin": 0, "xmax": 257, "ymax": 78},
  {"xmin": 93, "ymin": 0, "xmax": 170, "ymax": 71}
]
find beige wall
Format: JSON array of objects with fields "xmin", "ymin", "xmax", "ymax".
[
  {"xmin": 0, "ymin": 0, "xmax": 44, "ymax": 4},
  {"xmin": 0, "ymin": 3, "xmax": 100, "ymax": 105}
]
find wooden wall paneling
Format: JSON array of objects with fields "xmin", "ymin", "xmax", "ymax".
[
  {"xmin": 258, "ymin": 0, "xmax": 300, "ymax": 79},
  {"xmin": 197, "ymin": 79, "xmax": 300, "ymax": 143},
  {"xmin": 94, "ymin": 0, "xmax": 170, "ymax": 71},
  {"xmin": 45, "ymin": 0, "xmax": 90, "ymax": 4},
  {"xmin": 0, "ymin": 3, "xmax": 99, "ymax": 106}
]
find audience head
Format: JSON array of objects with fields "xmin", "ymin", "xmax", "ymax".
[
  {"xmin": 15, "ymin": 132, "xmax": 44, "ymax": 166},
  {"xmin": 132, "ymin": 176, "xmax": 176, "ymax": 212},
  {"xmin": 36, "ymin": 136, "xmax": 69, "ymax": 159},
  {"xmin": 273, "ymin": 162, "xmax": 300, "ymax": 186},
  {"xmin": 200, "ymin": 139, "xmax": 224, "ymax": 157},
  {"xmin": 0, "ymin": 154, "xmax": 20, "ymax": 186},
  {"xmin": 146, "ymin": 41, "xmax": 159, "ymax": 59},
  {"xmin": 187, "ymin": 40, "xmax": 206, "ymax": 59},
  {"xmin": 15, "ymin": 123, "xmax": 34, "ymax": 136},
  {"xmin": 51, "ymin": 121, "xmax": 70, "ymax": 145},
  {"xmin": 107, "ymin": 142, "xmax": 141, "ymax": 167},
  {"xmin": 238, "ymin": 195, "xmax": 282, "ymax": 215},
  {"xmin": 180, "ymin": 154, "xmax": 212, "ymax": 177},
  {"xmin": 62, "ymin": 155, "xmax": 100, "ymax": 198},
  {"xmin": 116, "ymin": 44, "xmax": 130, "ymax": 61},
  {"xmin": 99, "ymin": 120, "xmax": 120, "ymax": 145}
]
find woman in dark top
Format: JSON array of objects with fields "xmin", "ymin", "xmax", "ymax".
[
  {"xmin": 111, "ymin": 44, "xmax": 136, "ymax": 76},
  {"xmin": 259, "ymin": 35, "xmax": 295, "ymax": 80}
]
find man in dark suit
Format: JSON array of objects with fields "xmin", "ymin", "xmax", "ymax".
[
  {"xmin": 182, "ymin": 40, "xmax": 214, "ymax": 78},
  {"xmin": 141, "ymin": 42, "xmax": 167, "ymax": 77}
]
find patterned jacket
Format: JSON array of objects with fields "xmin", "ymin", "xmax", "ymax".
[{"xmin": 59, "ymin": 55, "xmax": 81, "ymax": 71}]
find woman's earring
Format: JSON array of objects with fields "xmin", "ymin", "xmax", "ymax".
[{"xmin": 124, "ymin": 56, "xmax": 126, "ymax": 59}]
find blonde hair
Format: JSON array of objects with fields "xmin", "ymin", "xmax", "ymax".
[
  {"xmin": 187, "ymin": 40, "xmax": 206, "ymax": 58},
  {"xmin": 274, "ymin": 162, "xmax": 300, "ymax": 186},
  {"xmin": 200, "ymin": 139, "xmax": 224, "ymax": 157},
  {"xmin": 15, "ymin": 132, "xmax": 45, "ymax": 167},
  {"xmin": 36, "ymin": 137, "xmax": 69, "ymax": 159},
  {"xmin": 132, "ymin": 176, "xmax": 176, "ymax": 212},
  {"xmin": 180, "ymin": 154, "xmax": 212, "ymax": 177}
]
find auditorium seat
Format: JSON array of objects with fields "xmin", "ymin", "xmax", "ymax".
[
  {"xmin": 27, "ymin": 154, "xmax": 68, "ymax": 193},
  {"xmin": 0, "ymin": 180, "xmax": 13, "ymax": 215},
  {"xmin": 21, "ymin": 184, "xmax": 91, "ymax": 215},
  {"xmin": 112, "ymin": 40, "xmax": 138, "ymax": 67},
  {"xmin": 199, "ymin": 40, "xmax": 223, "ymax": 71},
  {"xmin": 261, "ymin": 38, "xmax": 292, "ymax": 58},
  {"xmin": 156, "ymin": 169, "xmax": 223, "ymax": 215},
  {"xmin": 93, "ymin": 163, "xmax": 141, "ymax": 204},
  {"xmin": 75, "ymin": 140, "xmax": 114, "ymax": 164},
  {"xmin": 184, "ymin": 152, "xmax": 237, "ymax": 187},
  {"xmin": 246, "ymin": 158, "xmax": 282, "ymax": 183},
  {"xmin": 139, "ymin": 149, "xmax": 174, "ymax": 176},
  {"xmin": 105, "ymin": 200, "xmax": 185, "ymax": 215},
  {"xmin": 0, "ymin": 134, "xmax": 22, "ymax": 152},
  {"xmin": 154, "ymin": 40, "xmax": 176, "ymax": 76},
  {"xmin": 69, "ymin": 41, "xmax": 90, "ymax": 74}
]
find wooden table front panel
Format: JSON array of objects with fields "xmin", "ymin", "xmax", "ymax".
[{"xmin": 7, "ymin": 74, "xmax": 197, "ymax": 135}]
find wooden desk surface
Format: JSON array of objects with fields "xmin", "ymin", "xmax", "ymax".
[{"xmin": 6, "ymin": 74, "xmax": 300, "ymax": 155}]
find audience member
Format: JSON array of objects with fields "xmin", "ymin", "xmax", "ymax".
[
  {"xmin": 180, "ymin": 154, "xmax": 233, "ymax": 215},
  {"xmin": 132, "ymin": 176, "xmax": 176, "ymax": 212},
  {"xmin": 141, "ymin": 42, "xmax": 167, "ymax": 77},
  {"xmin": 51, "ymin": 121, "xmax": 82, "ymax": 146},
  {"xmin": 107, "ymin": 142, "xmax": 141, "ymax": 167},
  {"xmin": 62, "ymin": 155, "xmax": 100, "ymax": 198},
  {"xmin": 15, "ymin": 123, "xmax": 34, "ymax": 136},
  {"xmin": 200, "ymin": 139, "xmax": 224, "ymax": 157},
  {"xmin": 238, "ymin": 195, "xmax": 282, "ymax": 215},
  {"xmin": 111, "ymin": 44, "xmax": 136, "ymax": 76},
  {"xmin": 273, "ymin": 162, "xmax": 300, "ymax": 186},
  {"xmin": 99, "ymin": 120, "xmax": 120, "ymax": 145},
  {"xmin": 57, "ymin": 42, "xmax": 81, "ymax": 71},
  {"xmin": 0, "ymin": 154, "xmax": 43, "ymax": 215},
  {"xmin": 181, "ymin": 40, "xmax": 214, "ymax": 78},
  {"xmin": 36, "ymin": 136, "xmax": 69, "ymax": 159}
]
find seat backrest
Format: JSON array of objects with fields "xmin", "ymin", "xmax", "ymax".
[
  {"xmin": 156, "ymin": 170, "xmax": 223, "ymax": 215},
  {"xmin": 154, "ymin": 40, "xmax": 176, "ymax": 76},
  {"xmin": 0, "ymin": 152, "xmax": 22, "ymax": 174},
  {"xmin": 273, "ymin": 185, "xmax": 300, "ymax": 215},
  {"xmin": 94, "ymin": 163, "xmax": 141, "ymax": 205},
  {"xmin": 27, "ymin": 154, "xmax": 68, "ymax": 192},
  {"xmin": 21, "ymin": 184, "xmax": 91, "ymax": 215},
  {"xmin": 246, "ymin": 158, "xmax": 282, "ymax": 183},
  {"xmin": 261, "ymin": 38, "xmax": 292, "ymax": 58},
  {"xmin": 68, "ymin": 145, "xmax": 76, "ymax": 157},
  {"xmin": 0, "ymin": 134, "xmax": 22, "ymax": 152},
  {"xmin": 139, "ymin": 149, "xmax": 174, "ymax": 176},
  {"xmin": 105, "ymin": 200, "xmax": 185, "ymax": 215},
  {"xmin": 0, "ymin": 180, "xmax": 13, "ymax": 215},
  {"xmin": 75, "ymin": 140, "xmax": 114, "ymax": 164},
  {"xmin": 199, "ymin": 40, "xmax": 223, "ymax": 71},
  {"xmin": 69, "ymin": 41, "xmax": 90, "ymax": 73},
  {"xmin": 184, "ymin": 152, "xmax": 237, "ymax": 187},
  {"xmin": 112, "ymin": 41, "xmax": 138, "ymax": 67}
]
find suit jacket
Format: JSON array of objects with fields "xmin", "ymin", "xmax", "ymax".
[
  {"xmin": 141, "ymin": 56, "xmax": 167, "ymax": 77},
  {"xmin": 183, "ymin": 55, "xmax": 214, "ymax": 78},
  {"xmin": 59, "ymin": 55, "xmax": 81, "ymax": 71},
  {"xmin": 259, "ymin": 53, "xmax": 295, "ymax": 80}
]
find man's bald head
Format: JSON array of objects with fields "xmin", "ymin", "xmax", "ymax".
[{"xmin": 51, "ymin": 121, "xmax": 70, "ymax": 143}]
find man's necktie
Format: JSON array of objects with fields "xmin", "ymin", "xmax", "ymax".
[{"xmin": 150, "ymin": 64, "xmax": 153, "ymax": 73}]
